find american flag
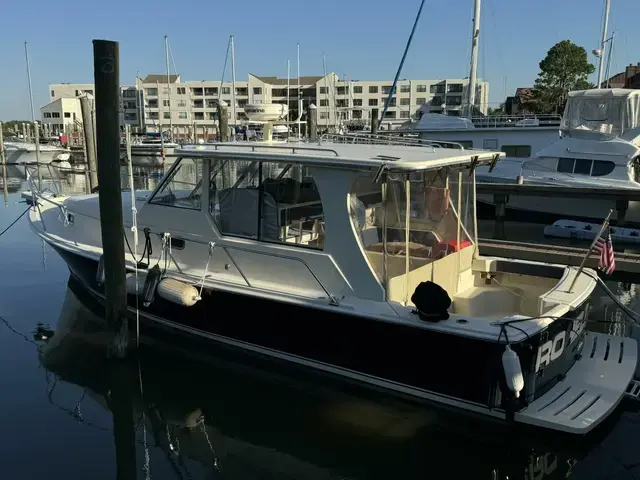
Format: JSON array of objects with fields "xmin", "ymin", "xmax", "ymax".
[{"xmin": 593, "ymin": 229, "xmax": 615, "ymax": 275}]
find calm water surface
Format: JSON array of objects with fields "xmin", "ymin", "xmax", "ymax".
[{"xmin": 2, "ymin": 166, "xmax": 640, "ymax": 479}]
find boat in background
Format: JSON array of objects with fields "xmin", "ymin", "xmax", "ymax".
[
  {"xmin": 121, "ymin": 132, "xmax": 179, "ymax": 167},
  {"xmin": 3, "ymin": 139, "xmax": 71, "ymax": 164}
]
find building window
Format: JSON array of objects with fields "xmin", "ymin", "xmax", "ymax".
[
  {"xmin": 353, "ymin": 99, "xmax": 362, "ymax": 106},
  {"xmin": 416, "ymin": 85, "xmax": 427, "ymax": 93},
  {"xmin": 191, "ymin": 88, "xmax": 203, "ymax": 96},
  {"xmin": 193, "ymin": 100, "xmax": 204, "ymax": 108},
  {"xmin": 483, "ymin": 139, "xmax": 498, "ymax": 149},
  {"xmin": 207, "ymin": 100, "xmax": 217, "ymax": 108},
  {"xmin": 50, "ymin": 90, "xmax": 55, "ymax": 97},
  {"xmin": 400, "ymin": 85, "xmax": 411, "ymax": 93},
  {"xmin": 320, "ymin": 112, "xmax": 329, "ymax": 119},
  {"xmin": 336, "ymin": 86, "xmax": 348, "ymax": 95},
  {"xmin": 400, "ymin": 98, "xmax": 410, "ymax": 106},
  {"xmin": 64, "ymin": 112, "xmax": 71, "ymax": 118},
  {"xmin": 235, "ymin": 87, "xmax": 248, "ymax": 96},
  {"xmin": 177, "ymin": 100, "xmax": 187, "ymax": 108},
  {"xmin": 319, "ymin": 86, "xmax": 328, "ymax": 94},
  {"xmin": 368, "ymin": 99, "xmax": 378, "ymax": 106},
  {"xmin": 122, "ymin": 89, "xmax": 137, "ymax": 98},
  {"xmin": 320, "ymin": 99, "xmax": 329, "ymax": 107},
  {"xmin": 51, "ymin": 112, "xmax": 60, "ymax": 118},
  {"xmin": 209, "ymin": 159, "xmax": 324, "ymax": 249},
  {"xmin": 430, "ymin": 85, "xmax": 445, "ymax": 94},
  {"xmin": 150, "ymin": 158, "xmax": 203, "ymax": 210},
  {"xmin": 238, "ymin": 99, "xmax": 248, "ymax": 107},
  {"xmin": 178, "ymin": 112, "xmax": 188, "ymax": 119},
  {"xmin": 177, "ymin": 87, "xmax": 186, "ymax": 94},
  {"xmin": 353, "ymin": 110, "xmax": 362, "ymax": 119},
  {"xmin": 208, "ymin": 112, "xmax": 217, "ymax": 120},
  {"xmin": 369, "ymin": 86, "xmax": 378, "ymax": 94},
  {"xmin": 146, "ymin": 88, "xmax": 158, "ymax": 96},
  {"xmin": 124, "ymin": 113, "xmax": 137, "ymax": 121},
  {"xmin": 502, "ymin": 145, "xmax": 531, "ymax": 158},
  {"xmin": 416, "ymin": 97, "xmax": 426, "ymax": 105},
  {"xmin": 148, "ymin": 99, "xmax": 158, "ymax": 108},
  {"xmin": 221, "ymin": 87, "xmax": 231, "ymax": 95},
  {"xmin": 381, "ymin": 86, "xmax": 396, "ymax": 95},
  {"xmin": 43, "ymin": 112, "xmax": 52, "ymax": 118},
  {"xmin": 447, "ymin": 83, "xmax": 464, "ymax": 93},
  {"xmin": 336, "ymin": 99, "xmax": 349, "ymax": 108},
  {"xmin": 353, "ymin": 86, "xmax": 362, "ymax": 94},
  {"xmin": 253, "ymin": 87, "xmax": 263, "ymax": 95},
  {"xmin": 194, "ymin": 112, "xmax": 204, "ymax": 120},
  {"xmin": 204, "ymin": 87, "xmax": 217, "ymax": 96},
  {"xmin": 163, "ymin": 112, "xmax": 171, "ymax": 119},
  {"xmin": 446, "ymin": 96, "xmax": 462, "ymax": 106},
  {"xmin": 148, "ymin": 112, "xmax": 159, "ymax": 120},
  {"xmin": 163, "ymin": 100, "xmax": 170, "ymax": 107},
  {"xmin": 383, "ymin": 111, "xmax": 396, "ymax": 119},
  {"xmin": 400, "ymin": 111, "xmax": 410, "ymax": 118}
]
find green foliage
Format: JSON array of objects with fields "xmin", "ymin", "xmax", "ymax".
[{"xmin": 532, "ymin": 40, "xmax": 595, "ymax": 114}]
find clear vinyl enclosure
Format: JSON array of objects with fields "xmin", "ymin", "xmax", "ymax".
[{"xmin": 350, "ymin": 166, "xmax": 476, "ymax": 304}]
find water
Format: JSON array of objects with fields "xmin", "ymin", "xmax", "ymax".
[{"xmin": 2, "ymin": 167, "xmax": 640, "ymax": 479}]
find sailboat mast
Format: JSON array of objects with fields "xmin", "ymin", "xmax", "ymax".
[
  {"xmin": 597, "ymin": 0, "xmax": 611, "ymax": 89},
  {"xmin": 467, "ymin": 0, "xmax": 481, "ymax": 119},
  {"xmin": 287, "ymin": 60, "xmax": 291, "ymax": 123},
  {"xmin": 164, "ymin": 35, "xmax": 173, "ymax": 139},
  {"xmin": 24, "ymin": 42, "xmax": 41, "ymax": 166},
  {"xmin": 297, "ymin": 42, "xmax": 301, "ymax": 139},
  {"xmin": 231, "ymin": 35, "xmax": 237, "ymax": 131}
]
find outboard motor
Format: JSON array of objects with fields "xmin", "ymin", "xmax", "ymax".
[{"xmin": 411, "ymin": 281, "xmax": 451, "ymax": 322}]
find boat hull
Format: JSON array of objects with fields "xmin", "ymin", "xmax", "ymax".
[
  {"xmin": 4, "ymin": 147, "xmax": 70, "ymax": 164},
  {"xmin": 47, "ymin": 243, "xmax": 601, "ymax": 426},
  {"xmin": 477, "ymin": 193, "xmax": 640, "ymax": 226}
]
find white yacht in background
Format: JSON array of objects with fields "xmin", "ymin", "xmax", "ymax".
[
  {"xmin": 121, "ymin": 135, "xmax": 180, "ymax": 167},
  {"xmin": 26, "ymin": 107, "xmax": 639, "ymax": 435},
  {"xmin": 474, "ymin": 89, "xmax": 640, "ymax": 224},
  {"xmin": 4, "ymin": 139, "xmax": 71, "ymax": 164}
]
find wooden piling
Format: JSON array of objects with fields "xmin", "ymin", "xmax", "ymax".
[
  {"xmin": 218, "ymin": 101, "xmax": 229, "ymax": 142},
  {"xmin": 308, "ymin": 103, "xmax": 318, "ymax": 142},
  {"xmin": 616, "ymin": 199, "xmax": 628, "ymax": 226},
  {"xmin": 493, "ymin": 194, "xmax": 507, "ymax": 240},
  {"xmin": 110, "ymin": 361, "xmax": 138, "ymax": 479},
  {"xmin": 33, "ymin": 121, "xmax": 43, "ymax": 190},
  {"xmin": 0, "ymin": 123, "xmax": 8, "ymax": 206},
  {"xmin": 93, "ymin": 39, "xmax": 129, "ymax": 358},
  {"xmin": 80, "ymin": 95, "xmax": 99, "ymax": 191},
  {"xmin": 371, "ymin": 109, "xmax": 379, "ymax": 135},
  {"xmin": 21, "ymin": 123, "xmax": 27, "ymax": 141}
]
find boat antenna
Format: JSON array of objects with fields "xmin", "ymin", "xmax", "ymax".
[
  {"xmin": 596, "ymin": 0, "xmax": 611, "ymax": 88},
  {"xmin": 231, "ymin": 35, "xmax": 237, "ymax": 135},
  {"xmin": 164, "ymin": 35, "xmax": 173, "ymax": 140},
  {"xmin": 322, "ymin": 53, "xmax": 329, "ymax": 129},
  {"xmin": 378, "ymin": 0, "xmax": 425, "ymax": 130},
  {"xmin": 297, "ymin": 42, "xmax": 301, "ymax": 140},
  {"xmin": 466, "ymin": 0, "xmax": 481, "ymax": 119}
]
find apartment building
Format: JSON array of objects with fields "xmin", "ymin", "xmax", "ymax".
[{"xmin": 43, "ymin": 74, "xmax": 489, "ymax": 136}]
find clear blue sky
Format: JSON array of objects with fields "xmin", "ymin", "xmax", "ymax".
[{"xmin": 1, "ymin": 0, "xmax": 638, "ymax": 120}]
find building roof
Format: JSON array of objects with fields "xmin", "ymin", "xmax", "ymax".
[
  {"xmin": 253, "ymin": 75, "xmax": 324, "ymax": 86},
  {"xmin": 143, "ymin": 74, "xmax": 180, "ymax": 84},
  {"xmin": 175, "ymin": 142, "xmax": 502, "ymax": 172}
]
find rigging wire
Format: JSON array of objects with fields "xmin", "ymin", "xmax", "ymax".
[{"xmin": 0, "ymin": 206, "xmax": 31, "ymax": 238}]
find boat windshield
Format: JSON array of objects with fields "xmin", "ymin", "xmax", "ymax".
[
  {"xmin": 561, "ymin": 92, "xmax": 640, "ymax": 136},
  {"xmin": 350, "ymin": 167, "xmax": 475, "ymax": 304}
]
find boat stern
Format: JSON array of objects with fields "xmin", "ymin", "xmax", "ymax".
[{"xmin": 516, "ymin": 331, "xmax": 638, "ymax": 434}]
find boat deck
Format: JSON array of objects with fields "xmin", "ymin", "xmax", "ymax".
[{"xmin": 516, "ymin": 332, "xmax": 638, "ymax": 433}]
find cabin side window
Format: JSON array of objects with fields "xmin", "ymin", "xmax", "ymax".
[
  {"xmin": 149, "ymin": 158, "xmax": 204, "ymax": 210},
  {"xmin": 556, "ymin": 158, "xmax": 616, "ymax": 177},
  {"xmin": 209, "ymin": 159, "xmax": 324, "ymax": 249},
  {"xmin": 501, "ymin": 145, "xmax": 531, "ymax": 158}
]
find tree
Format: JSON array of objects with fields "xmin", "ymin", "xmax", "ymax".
[{"xmin": 532, "ymin": 40, "xmax": 595, "ymax": 114}]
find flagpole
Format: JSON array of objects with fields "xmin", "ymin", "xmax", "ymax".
[{"xmin": 568, "ymin": 208, "xmax": 613, "ymax": 292}]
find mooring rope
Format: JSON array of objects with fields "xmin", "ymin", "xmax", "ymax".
[{"xmin": 0, "ymin": 206, "xmax": 31, "ymax": 238}]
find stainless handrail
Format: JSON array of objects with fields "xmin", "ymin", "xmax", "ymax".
[
  {"xmin": 176, "ymin": 142, "xmax": 341, "ymax": 157},
  {"xmin": 220, "ymin": 243, "xmax": 340, "ymax": 306},
  {"xmin": 322, "ymin": 132, "xmax": 465, "ymax": 150}
]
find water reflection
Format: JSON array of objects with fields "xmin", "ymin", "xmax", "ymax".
[{"xmin": 33, "ymin": 278, "xmax": 601, "ymax": 480}]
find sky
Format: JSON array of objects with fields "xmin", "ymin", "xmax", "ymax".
[{"xmin": 1, "ymin": 0, "xmax": 638, "ymax": 120}]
